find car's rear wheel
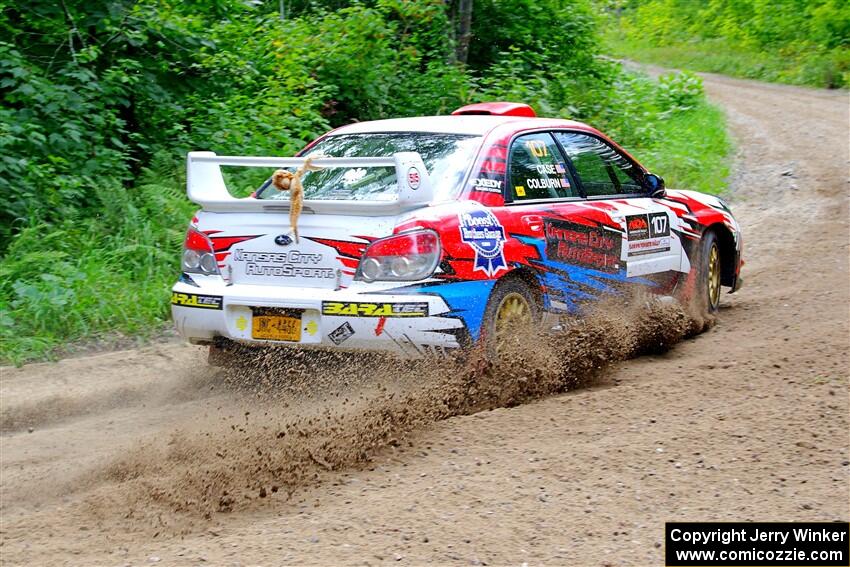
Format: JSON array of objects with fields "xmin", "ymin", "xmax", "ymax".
[
  {"xmin": 698, "ymin": 230, "xmax": 722, "ymax": 315},
  {"xmin": 481, "ymin": 277, "xmax": 540, "ymax": 360}
]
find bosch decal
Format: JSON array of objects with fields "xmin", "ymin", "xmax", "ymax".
[
  {"xmin": 322, "ymin": 301, "xmax": 429, "ymax": 317},
  {"xmin": 459, "ymin": 209, "xmax": 507, "ymax": 276},
  {"xmin": 171, "ymin": 292, "xmax": 223, "ymax": 310},
  {"xmin": 544, "ymin": 219, "xmax": 622, "ymax": 273}
]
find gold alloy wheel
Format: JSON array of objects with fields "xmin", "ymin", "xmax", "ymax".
[
  {"xmin": 494, "ymin": 292, "xmax": 533, "ymax": 356},
  {"xmin": 708, "ymin": 243, "xmax": 721, "ymax": 308}
]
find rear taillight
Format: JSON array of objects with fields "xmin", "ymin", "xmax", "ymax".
[
  {"xmin": 355, "ymin": 230, "xmax": 441, "ymax": 282},
  {"xmin": 182, "ymin": 227, "xmax": 219, "ymax": 275}
]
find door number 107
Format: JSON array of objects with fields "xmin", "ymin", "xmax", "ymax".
[{"xmin": 651, "ymin": 215, "xmax": 668, "ymax": 235}]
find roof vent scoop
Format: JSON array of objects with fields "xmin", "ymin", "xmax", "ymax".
[{"xmin": 451, "ymin": 102, "xmax": 536, "ymax": 117}]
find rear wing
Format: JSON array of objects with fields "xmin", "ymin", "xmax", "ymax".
[{"xmin": 186, "ymin": 151, "xmax": 433, "ymax": 215}]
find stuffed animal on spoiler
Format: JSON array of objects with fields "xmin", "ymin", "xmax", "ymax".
[{"xmin": 271, "ymin": 157, "xmax": 322, "ymax": 243}]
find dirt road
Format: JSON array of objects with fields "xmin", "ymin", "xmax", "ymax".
[{"xmin": 1, "ymin": 74, "xmax": 848, "ymax": 566}]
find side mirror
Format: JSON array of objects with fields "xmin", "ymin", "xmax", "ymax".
[{"xmin": 645, "ymin": 173, "xmax": 666, "ymax": 198}]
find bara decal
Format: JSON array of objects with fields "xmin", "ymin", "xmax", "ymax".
[
  {"xmin": 322, "ymin": 301, "xmax": 429, "ymax": 317},
  {"xmin": 328, "ymin": 322, "xmax": 355, "ymax": 345},
  {"xmin": 458, "ymin": 209, "xmax": 507, "ymax": 276},
  {"xmin": 171, "ymin": 292, "xmax": 223, "ymax": 310}
]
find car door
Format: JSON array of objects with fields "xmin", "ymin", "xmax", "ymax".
[
  {"xmin": 497, "ymin": 131, "xmax": 626, "ymax": 313},
  {"xmin": 552, "ymin": 131, "xmax": 683, "ymax": 279},
  {"xmin": 498, "ymin": 131, "xmax": 585, "ymax": 261}
]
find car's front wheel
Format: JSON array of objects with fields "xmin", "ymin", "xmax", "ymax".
[
  {"xmin": 697, "ymin": 230, "xmax": 722, "ymax": 315},
  {"xmin": 480, "ymin": 277, "xmax": 541, "ymax": 360}
]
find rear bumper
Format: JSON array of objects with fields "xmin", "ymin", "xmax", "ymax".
[{"xmin": 170, "ymin": 277, "xmax": 467, "ymax": 357}]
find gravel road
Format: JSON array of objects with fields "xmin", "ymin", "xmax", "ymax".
[{"xmin": 1, "ymin": 73, "xmax": 848, "ymax": 566}]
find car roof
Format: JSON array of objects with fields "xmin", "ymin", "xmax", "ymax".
[{"xmin": 330, "ymin": 115, "xmax": 595, "ymax": 137}]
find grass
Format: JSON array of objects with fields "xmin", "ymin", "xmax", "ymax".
[
  {"xmin": 605, "ymin": 35, "xmax": 850, "ymax": 90},
  {"xmin": 633, "ymin": 100, "xmax": 731, "ymax": 196},
  {"xmin": 0, "ymin": 170, "xmax": 195, "ymax": 366}
]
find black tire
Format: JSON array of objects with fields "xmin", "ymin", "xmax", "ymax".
[
  {"xmin": 480, "ymin": 277, "xmax": 541, "ymax": 360},
  {"xmin": 697, "ymin": 230, "xmax": 722, "ymax": 316}
]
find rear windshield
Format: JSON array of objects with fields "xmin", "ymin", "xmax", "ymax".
[{"xmin": 256, "ymin": 133, "xmax": 480, "ymax": 202}]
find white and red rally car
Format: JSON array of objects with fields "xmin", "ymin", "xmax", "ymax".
[{"xmin": 171, "ymin": 102, "xmax": 743, "ymax": 360}]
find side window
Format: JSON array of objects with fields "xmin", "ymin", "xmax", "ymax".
[
  {"xmin": 554, "ymin": 132, "xmax": 644, "ymax": 197},
  {"xmin": 508, "ymin": 132, "xmax": 579, "ymax": 201}
]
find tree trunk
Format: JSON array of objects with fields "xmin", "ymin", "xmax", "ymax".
[{"xmin": 455, "ymin": 0, "xmax": 473, "ymax": 65}]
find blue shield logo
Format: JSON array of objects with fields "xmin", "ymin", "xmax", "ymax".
[{"xmin": 458, "ymin": 209, "xmax": 507, "ymax": 276}]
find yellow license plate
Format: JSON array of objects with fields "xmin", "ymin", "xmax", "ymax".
[{"xmin": 251, "ymin": 314, "xmax": 302, "ymax": 342}]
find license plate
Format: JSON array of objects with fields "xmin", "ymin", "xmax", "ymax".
[{"xmin": 252, "ymin": 314, "xmax": 302, "ymax": 342}]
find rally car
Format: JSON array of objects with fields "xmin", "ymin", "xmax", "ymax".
[{"xmin": 171, "ymin": 101, "xmax": 743, "ymax": 361}]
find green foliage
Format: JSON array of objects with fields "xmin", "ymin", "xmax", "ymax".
[
  {"xmin": 468, "ymin": 0, "xmax": 599, "ymax": 72},
  {"xmin": 604, "ymin": 0, "xmax": 850, "ymax": 88},
  {"xmin": 0, "ymin": 0, "xmax": 730, "ymax": 364}
]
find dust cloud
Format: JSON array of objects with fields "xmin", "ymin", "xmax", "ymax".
[{"xmin": 83, "ymin": 295, "xmax": 707, "ymax": 534}]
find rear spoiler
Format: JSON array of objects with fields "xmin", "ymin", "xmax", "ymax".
[{"xmin": 186, "ymin": 151, "xmax": 433, "ymax": 215}]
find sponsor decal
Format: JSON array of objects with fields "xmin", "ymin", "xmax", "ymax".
[
  {"xmin": 407, "ymin": 167, "xmax": 421, "ymax": 190},
  {"xmin": 628, "ymin": 238, "xmax": 671, "ymax": 256},
  {"xmin": 625, "ymin": 212, "xmax": 671, "ymax": 256},
  {"xmin": 328, "ymin": 322, "xmax": 355, "ymax": 345},
  {"xmin": 322, "ymin": 301, "xmax": 429, "ymax": 317},
  {"xmin": 626, "ymin": 214, "xmax": 650, "ymax": 240},
  {"xmin": 472, "ymin": 178, "xmax": 503, "ymax": 193},
  {"xmin": 171, "ymin": 292, "xmax": 223, "ymax": 310},
  {"xmin": 526, "ymin": 178, "xmax": 563, "ymax": 191},
  {"xmin": 232, "ymin": 248, "xmax": 335, "ymax": 278},
  {"xmin": 274, "ymin": 234, "xmax": 293, "ymax": 246},
  {"xmin": 544, "ymin": 219, "xmax": 622, "ymax": 272},
  {"xmin": 534, "ymin": 163, "xmax": 558, "ymax": 175},
  {"xmin": 515, "ymin": 185, "xmax": 527, "ymax": 197},
  {"xmin": 458, "ymin": 209, "xmax": 507, "ymax": 276},
  {"xmin": 627, "ymin": 213, "xmax": 670, "ymax": 240}
]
